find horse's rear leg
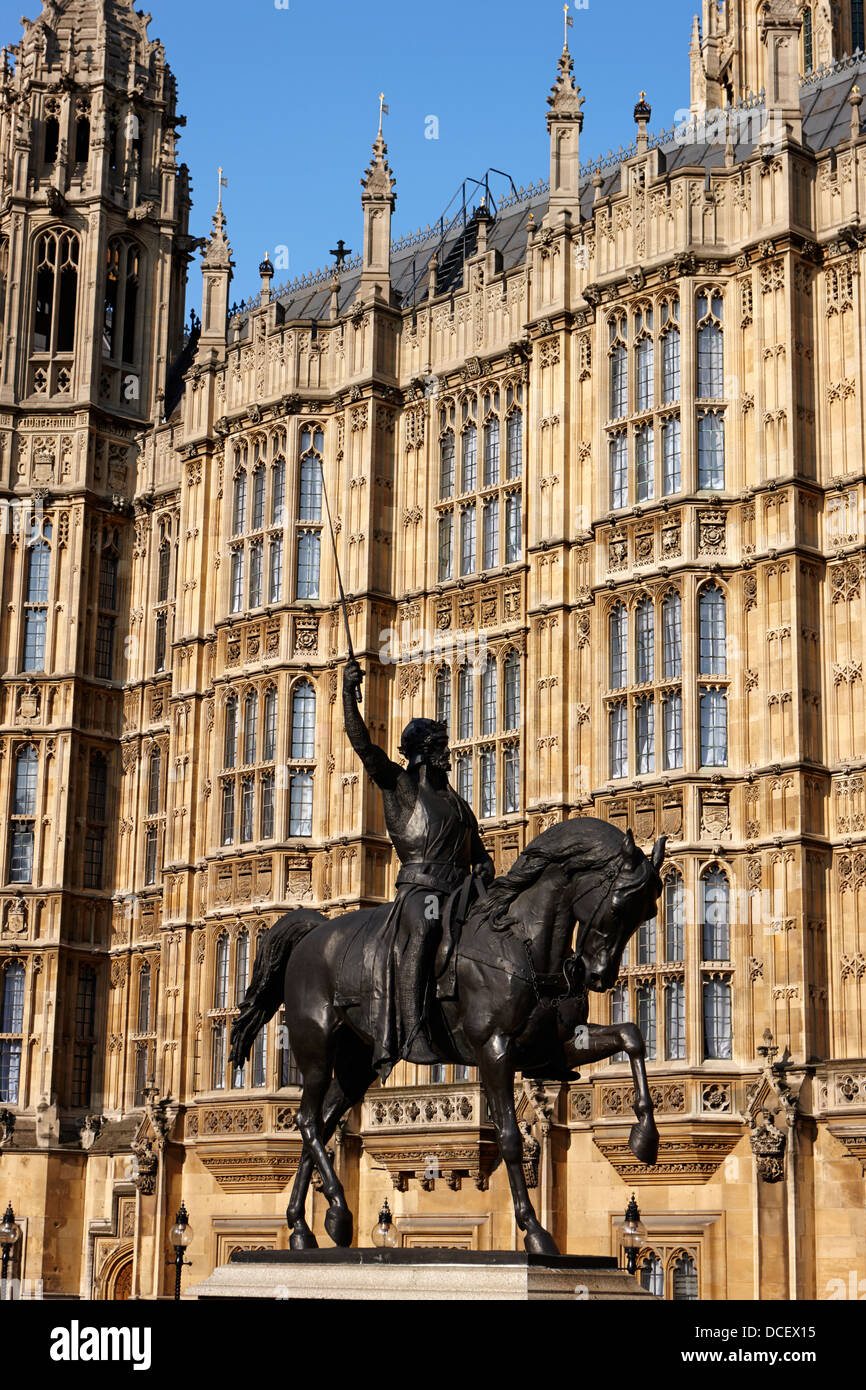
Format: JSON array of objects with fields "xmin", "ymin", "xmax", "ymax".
[
  {"xmin": 291, "ymin": 1024, "xmax": 354, "ymax": 1248},
  {"xmin": 478, "ymin": 1034, "xmax": 559, "ymax": 1258}
]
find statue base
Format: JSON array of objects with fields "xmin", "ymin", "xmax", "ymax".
[{"xmin": 187, "ymin": 1249, "xmax": 655, "ymax": 1301}]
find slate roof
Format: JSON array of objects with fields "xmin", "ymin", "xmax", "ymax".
[{"xmin": 235, "ymin": 51, "xmax": 866, "ymax": 330}]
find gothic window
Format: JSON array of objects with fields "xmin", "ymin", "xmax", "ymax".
[
  {"xmin": 482, "ymin": 497, "xmax": 499, "ymax": 569},
  {"xmin": 503, "ymin": 651, "xmax": 521, "ymax": 731},
  {"xmin": 235, "ymin": 930, "xmax": 250, "ymax": 1007},
  {"xmin": 456, "ymin": 752, "xmax": 473, "ymax": 806},
  {"xmin": 481, "ymin": 662, "xmax": 497, "ymax": 736},
  {"xmin": 696, "ymin": 290, "xmax": 724, "ymax": 399},
  {"xmin": 137, "ymin": 962, "xmax": 152, "ymax": 1032},
  {"xmin": 609, "ymin": 981, "xmax": 629, "ymax": 1061},
  {"xmin": 71, "ymin": 966, "xmax": 97, "ymax": 1107},
  {"xmin": 662, "ymin": 417, "xmax": 681, "ymax": 495},
  {"xmin": 232, "ymin": 469, "xmax": 247, "ymax": 535},
  {"xmin": 147, "ymin": 748, "xmax": 161, "ymax": 817},
  {"xmin": 252, "ymin": 464, "xmax": 266, "ymax": 530},
  {"xmin": 23, "ymin": 531, "xmax": 51, "ymax": 672},
  {"xmin": 263, "ymin": 688, "xmax": 278, "ymax": 762},
  {"xmin": 483, "ymin": 416, "xmax": 500, "ymax": 486},
  {"xmin": 221, "ymin": 780, "xmax": 235, "ymax": 845},
  {"xmin": 103, "ymin": 239, "xmax": 142, "ymax": 366},
  {"xmin": 803, "ymin": 4, "xmax": 814, "ymax": 69},
  {"xmin": 609, "ymin": 430, "xmax": 628, "ymax": 510},
  {"xmin": 635, "ymin": 423, "xmax": 654, "ymax": 502},
  {"xmin": 637, "ymin": 982, "xmax": 657, "ymax": 1059},
  {"xmin": 95, "ymin": 539, "xmax": 119, "ymax": 681},
  {"xmin": 144, "ymin": 826, "xmax": 159, "ymax": 885},
  {"xmin": 269, "ymin": 534, "xmax": 284, "ymax": 603},
  {"xmin": 10, "ymin": 746, "xmax": 37, "ymax": 884},
  {"xmin": 440, "ymin": 430, "xmax": 455, "ymax": 499},
  {"xmin": 248, "ymin": 537, "xmax": 264, "ymax": 607},
  {"xmin": 289, "ymin": 772, "xmax": 313, "ymax": 837},
  {"xmin": 609, "ymin": 604, "xmax": 628, "ymax": 688},
  {"xmin": 634, "ymin": 305, "xmax": 654, "ymax": 412},
  {"xmin": 261, "ymin": 772, "xmax": 275, "ymax": 840},
  {"xmin": 84, "ymin": 753, "xmax": 107, "ymax": 890},
  {"xmin": 700, "ymin": 689, "xmax": 728, "ymax": 766},
  {"xmin": 272, "ymin": 451, "xmax": 286, "ymax": 526},
  {"xmin": 243, "ymin": 692, "xmax": 258, "ymax": 765},
  {"xmin": 609, "ymin": 701, "xmax": 628, "ymax": 779},
  {"xmin": 664, "ymin": 872, "xmax": 685, "ymax": 961},
  {"xmin": 458, "ymin": 667, "xmax": 474, "ymax": 742},
  {"xmin": 211, "ymin": 1022, "xmax": 226, "ymax": 1091},
  {"xmin": 438, "ymin": 513, "xmax": 454, "ymax": 582},
  {"xmin": 505, "ymin": 490, "xmax": 522, "ymax": 564},
  {"xmin": 214, "ymin": 934, "xmax": 230, "ymax": 1010},
  {"xmin": 74, "ymin": 104, "xmax": 91, "ymax": 164},
  {"xmin": 296, "ymin": 531, "xmax": 320, "ymax": 600},
  {"xmin": 635, "ymin": 696, "xmax": 655, "ymax": 774},
  {"xmin": 479, "ymin": 747, "xmax": 496, "ymax": 820},
  {"xmin": 703, "ymin": 977, "xmax": 732, "ymax": 1059},
  {"xmin": 663, "ymin": 692, "xmax": 683, "ymax": 770},
  {"xmin": 230, "ymin": 549, "xmax": 244, "ymax": 613},
  {"xmin": 636, "ymin": 598, "xmax": 655, "ymax": 683},
  {"xmin": 13, "ymin": 746, "xmax": 38, "ymax": 817},
  {"xmin": 637, "ymin": 918, "xmax": 656, "ymax": 965},
  {"xmin": 157, "ymin": 542, "xmax": 171, "ymax": 603},
  {"xmin": 435, "ymin": 667, "xmax": 451, "ymax": 732},
  {"xmin": 665, "ymin": 979, "xmax": 686, "ymax": 1060},
  {"xmin": 697, "ymin": 410, "xmax": 725, "ymax": 490},
  {"xmin": 460, "ymin": 503, "xmax": 477, "ymax": 575},
  {"xmin": 701, "ymin": 868, "xmax": 730, "ymax": 960},
  {"xmin": 662, "ymin": 593, "xmax": 682, "ymax": 678},
  {"xmin": 44, "ymin": 103, "xmax": 60, "ymax": 164},
  {"xmin": 854, "ymin": 1, "xmax": 865, "ymax": 54},
  {"xmin": 672, "ymin": 1253, "xmax": 699, "ymax": 1300},
  {"xmin": 660, "ymin": 297, "xmax": 680, "ymax": 402},
  {"xmin": 299, "ymin": 445, "xmax": 323, "ymax": 522},
  {"xmin": 0, "ymin": 962, "xmax": 25, "ymax": 1104},
  {"xmin": 133, "ymin": 959, "xmax": 156, "ymax": 1105},
  {"xmin": 698, "ymin": 585, "xmax": 727, "ymax": 674},
  {"xmin": 32, "ymin": 229, "xmax": 80, "ymax": 356},
  {"xmin": 639, "ymin": 1254, "xmax": 665, "ymax": 1297},
  {"xmin": 240, "ymin": 776, "xmax": 255, "ymax": 842},
  {"xmin": 461, "ymin": 423, "xmax": 477, "ymax": 492},
  {"xmin": 608, "ymin": 313, "xmax": 628, "ymax": 419},
  {"xmin": 252, "ymin": 1021, "xmax": 268, "ymax": 1089},
  {"xmin": 224, "ymin": 696, "xmax": 238, "ymax": 769},
  {"xmin": 506, "ymin": 403, "xmax": 523, "ymax": 479},
  {"xmin": 503, "ymin": 744, "xmax": 520, "ymax": 814},
  {"xmin": 291, "ymin": 681, "xmax": 316, "ymax": 760}
]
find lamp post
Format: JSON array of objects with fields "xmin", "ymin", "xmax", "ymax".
[
  {"xmin": 0, "ymin": 1204, "xmax": 21, "ymax": 1301},
  {"xmin": 371, "ymin": 1199, "xmax": 399, "ymax": 1249},
  {"xmin": 166, "ymin": 1203, "xmax": 192, "ymax": 1301},
  {"xmin": 621, "ymin": 1193, "xmax": 646, "ymax": 1278}
]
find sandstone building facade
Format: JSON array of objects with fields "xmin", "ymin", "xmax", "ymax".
[{"xmin": 0, "ymin": 0, "xmax": 864, "ymax": 1301}]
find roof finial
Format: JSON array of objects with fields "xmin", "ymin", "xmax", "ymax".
[
  {"xmin": 217, "ymin": 166, "xmax": 227, "ymax": 210},
  {"xmin": 377, "ymin": 91, "xmax": 389, "ymax": 137}
]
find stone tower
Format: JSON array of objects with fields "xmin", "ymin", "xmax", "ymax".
[{"xmin": 0, "ymin": 0, "xmax": 191, "ymax": 1273}]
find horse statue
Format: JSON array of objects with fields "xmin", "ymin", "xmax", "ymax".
[{"xmin": 230, "ymin": 818, "xmax": 666, "ymax": 1258}]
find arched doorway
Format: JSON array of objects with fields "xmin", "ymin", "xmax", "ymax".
[{"xmin": 110, "ymin": 1260, "xmax": 133, "ymax": 1301}]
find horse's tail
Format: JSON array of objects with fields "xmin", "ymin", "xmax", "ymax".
[{"xmin": 228, "ymin": 909, "xmax": 323, "ymax": 1067}]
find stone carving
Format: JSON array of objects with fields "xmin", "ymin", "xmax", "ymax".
[{"xmin": 750, "ymin": 1109, "xmax": 786, "ymax": 1183}]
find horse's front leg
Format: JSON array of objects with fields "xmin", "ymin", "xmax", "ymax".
[
  {"xmin": 478, "ymin": 1034, "xmax": 560, "ymax": 1258},
  {"xmin": 564, "ymin": 1022, "xmax": 659, "ymax": 1166}
]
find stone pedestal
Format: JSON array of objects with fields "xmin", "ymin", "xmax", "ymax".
[{"xmin": 188, "ymin": 1249, "xmax": 656, "ymax": 1301}]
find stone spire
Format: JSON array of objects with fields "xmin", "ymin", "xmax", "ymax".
[
  {"xmin": 359, "ymin": 100, "xmax": 396, "ymax": 303},
  {"xmin": 198, "ymin": 198, "xmax": 234, "ymax": 362},
  {"xmin": 544, "ymin": 21, "xmax": 584, "ymax": 227}
]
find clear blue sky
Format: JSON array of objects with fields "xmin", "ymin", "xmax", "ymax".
[{"xmin": 146, "ymin": 0, "xmax": 700, "ymax": 306}]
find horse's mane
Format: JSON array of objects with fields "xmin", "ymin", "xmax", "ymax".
[{"xmin": 467, "ymin": 818, "xmax": 627, "ymax": 936}]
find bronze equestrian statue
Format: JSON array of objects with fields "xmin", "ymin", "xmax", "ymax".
[{"xmin": 230, "ymin": 662, "xmax": 666, "ymax": 1257}]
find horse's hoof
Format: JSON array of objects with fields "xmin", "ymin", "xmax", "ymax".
[
  {"xmin": 524, "ymin": 1227, "xmax": 560, "ymax": 1258},
  {"xmin": 629, "ymin": 1119, "xmax": 659, "ymax": 1166},
  {"xmin": 324, "ymin": 1204, "xmax": 353, "ymax": 1248},
  {"xmin": 289, "ymin": 1223, "xmax": 318, "ymax": 1251}
]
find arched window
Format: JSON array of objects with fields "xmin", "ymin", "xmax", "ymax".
[
  {"xmin": 503, "ymin": 651, "xmax": 521, "ymax": 730},
  {"xmin": 0, "ymin": 962, "xmax": 25, "ymax": 1103},
  {"xmin": 456, "ymin": 752, "xmax": 473, "ymax": 806},
  {"xmin": 232, "ymin": 471, "xmax": 247, "ymax": 536},
  {"xmin": 609, "ymin": 313, "xmax": 628, "ymax": 418},
  {"xmin": 479, "ymin": 747, "xmax": 496, "ymax": 820},
  {"xmin": 249, "ymin": 464, "xmax": 265, "ymax": 532},
  {"xmin": 438, "ymin": 513, "xmax": 454, "ymax": 582},
  {"xmin": 214, "ymin": 934, "xmax": 230, "ymax": 1009},
  {"xmin": 14, "ymin": 746, "xmax": 38, "ymax": 816},
  {"xmin": 662, "ymin": 417, "xmax": 681, "ymax": 495},
  {"xmin": 609, "ymin": 430, "xmax": 628, "ymax": 510},
  {"xmin": 803, "ymin": 4, "xmax": 814, "ymax": 69},
  {"xmin": 661, "ymin": 297, "xmax": 680, "ymax": 402},
  {"xmin": 698, "ymin": 585, "xmax": 726, "ymax": 674},
  {"xmin": 157, "ymin": 542, "xmax": 171, "ymax": 604},
  {"xmin": 243, "ymin": 692, "xmax": 258, "ymax": 764},
  {"xmin": 44, "ymin": 106, "xmax": 60, "ymax": 164},
  {"xmin": 609, "ymin": 604, "xmax": 628, "ymax": 689},
  {"xmin": 672, "ymin": 1253, "xmax": 699, "ymax": 1301},
  {"xmin": 639, "ymin": 1252, "xmax": 664, "ymax": 1298},
  {"xmin": 460, "ymin": 502, "xmax": 477, "ymax": 575},
  {"xmin": 635, "ymin": 423, "xmax": 654, "ymax": 502},
  {"xmin": 235, "ymin": 930, "xmax": 250, "ymax": 1006},
  {"xmin": 74, "ymin": 105, "xmax": 91, "ymax": 164},
  {"xmin": 609, "ymin": 701, "xmax": 627, "ymax": 779},
  {"xmin": 663, "ymin": 691, "xmax": 683, "ymax": 771},
  {"xmin": 636, "ymin": 981, "xmax": 656, "ymax": 1058},
  {"xmin": 636, "ymin": 598, "xmax": 654, "ymax": 683},
  {"xmin": 635, "ymin": 696, "xmax": 655, "ymax": 774},
  {"xmin": 296, "ymin": 531, "xmax": 321, "ymax": 599},
  {"xmin": 637, "ymin": 917, "xmax": 656, "ymax": 965},
  {"xmin": 634, "ymin": 306, "xmax": 653, "ymax": 412},
  {"xmin": 696, "ymin": 291, "xmax": 724, "ymax": 398},
  {"xmin": 481, "ymin": 661, "xmax": 497, "ymax": 736},
  {"xmin": 461, "ymin": 424, "xmax": 477, "ymax": 492},
  {"xmin": 103, "ymin": 238, "xmax": 141, "ymax": 365},
  {"xmin": 662, "ymin": 593, "xmax": 682, "ymax": 678},
  {"xmin": 137, "ymin": 962, "xmax": 152, "ymax": 1033},
  {"xmin": 701, "ymin": 868, "xmax": 730, "ymax": 960},
  {"xmin": 440, "ymin": 430, "xmax": 455, "ymax": 499},
  {"xmin": 291, "ymin": 681, "xmax": 316, "ymax": 760},
  {"xmin": 664, "ymin": 871, "xmax": 684, "ymax": 961},
  {"xmin": 697, "ymin": 409, "xmax": 725, "ymax": 491},
  {"xmin": 506, "ymin": 408, "xmax": 523, "ymax": 479},
  {"xmin": 72, "ymin": 963, "xmax": 97, "ymax": 1106},
  {"xmin": 435, "ymin": 667, "xmax": 451, "ymax": 732},
  {"xmin": 224, "ymin": 696, "xmax": 238, "ymax": 769},
  {"xmin": 147, "ymin": 747, "xmax": 162, "ymax": 817},
  {"xmin": 272, "ymin": 454, "xmax": 286, "ymax": 527},
  {"xmin": 483, "ymin": 417, "xmax": 500, "ymax": 487},
  {"xmin": 33, "ymin": 230, "xmax": 80, "ymax": 356},
  {"xmin": 289, "ymin": 772, "xmax": 313, "ymax": 837},
  {"xmin": 457, "ymin": 667, "xmax": 474, "ymax": 742},
  {"xmin": 86, "ymin": 751, "xmax": 108, "ymax": 891},
  {"xmin": 299, "ymin": 454, "xmax": 322, "ymax": 522},
  {"xmin": 263, "ymin": 688, "xmax": 278, "ymax": 762},
  {"xmin": 23, "ymin": 537, "xmax": 51, "ymax": 671},
  {"xmin": 665, "ymin": 978, "xmax": 686, "ymax": 1060},
  {"xmin": 482, "ymin": 496, "xmax": 499, "ymax": 569}
]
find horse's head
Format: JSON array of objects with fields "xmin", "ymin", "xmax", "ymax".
[{"xmin": 575, "ymin": 829, "xmax": 666, "ymax": 993}]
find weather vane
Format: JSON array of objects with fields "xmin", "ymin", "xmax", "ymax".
[
  {"xmin": 564, "ymin": 4, "xmax": 573, "ymax": 46},
  {"xmin": 217, "ymin": 166, "xmax": 228, "ymax": 209},
  {"xmin": 378, "ymin": 91, "xmax": 389, "ymax": 136}
]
